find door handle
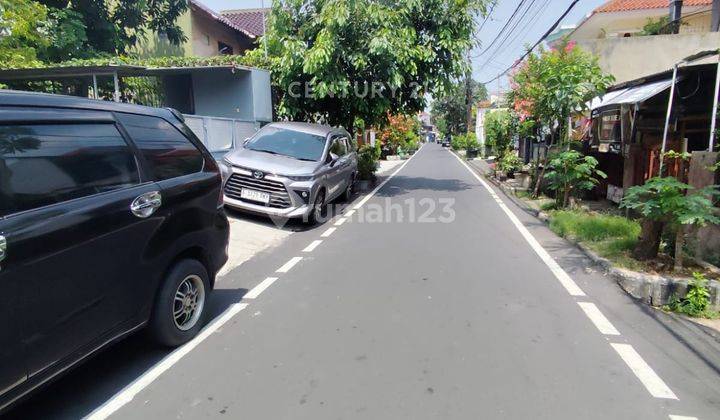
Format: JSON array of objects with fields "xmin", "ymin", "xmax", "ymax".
[
  {"xmin": 130, "ymin": 191, "xmax": 162, "ymax": 218},
  {"xmin": 0, "ymin": 235, "xmax": 6, "ymax": 263}
]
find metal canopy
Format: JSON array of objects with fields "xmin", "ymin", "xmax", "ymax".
[{"xmin": 590, "ymin": 79, "xmax": 674, "ymax": 110}]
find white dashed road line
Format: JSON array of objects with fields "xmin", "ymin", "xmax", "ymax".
[
  {"xmin": 243, "ymin": 277, "xmax": 278, "ymax": 299},
  {"xmin": 321, "ymin": 227, "xmax": 336, "ymax": 237},
  {"xmin": 85, "ymin": 303, "xmax": 249, "ymax": 420},
  {"xmin": 577, "ymin": 302, "xmax": 621, "ymax": 335},
  {"xmin": 334, "ymin": 217, "xmax": 347, "ymax": 226},
  {"xmin": 302, "ymin": 240, "xmax": 323, "ymax": 253},
  {"xmin": 610, "ymin": 343, "xmax": 678, "ymax": 400},
  {"xmin": 344, "ymin": 209, "xmax": 355, "ymax": 218},
  {"xmin": 669, "ymin": 415, "xmax": 699, "ymax": 420},
  {"xmin": 276, "ymin": 257, "xmax": 303, "ymax": 273}
]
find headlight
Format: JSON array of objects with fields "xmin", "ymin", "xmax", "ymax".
[{"xmin": 286, "ymin": 175, "xmax": 314, "ymax": 181}]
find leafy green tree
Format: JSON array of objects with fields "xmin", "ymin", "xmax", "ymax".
[
  {"xmin": 508, "ymin": 40, "xmax": 613, "ymax": 197},
  {"xmin": 621, "ymin": 177, "xmax": 720, "ymax": 268},
  {"xmin": 544, "ymin": 150, "xmax": 606, "ymax": 208},
  {"xmin": 36, "ymin": 0, "xmax": 189, "ymax": 56},
  {"xmin": 0, "ymin": 0, "xmax": 49, "ymax": 67},
  {"xmin": 431, "ymin": 79, "xmax": 487, "ymax": 137},
  {"xmin": 248, "ymin": 0, "xmax": 489, "ymax": 134},
  {"xmin": 484, "ymin": 109, "xmax": 514, "ymax": 157}
]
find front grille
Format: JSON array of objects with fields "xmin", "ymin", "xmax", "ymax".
[{"xmin": 224, "ymin": 173, "xmax": 292, "ymax": 209}]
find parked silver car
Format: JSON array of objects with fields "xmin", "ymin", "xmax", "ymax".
[{"xmin": 219, "ymin": 122, "xmax": 357, "ymax": 223}]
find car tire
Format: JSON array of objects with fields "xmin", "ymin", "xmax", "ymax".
[
  {"xmin": 149, "ymin": 259, "xmax": 210, "ymax": 347},
  {"xmin": 307, "ymin": 189, "xmax": 325, "ymax": 225}
]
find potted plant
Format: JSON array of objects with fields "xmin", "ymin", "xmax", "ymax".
[{"xmin": 357, "ymin": 144, "xmax": 379, "ymax": 190}]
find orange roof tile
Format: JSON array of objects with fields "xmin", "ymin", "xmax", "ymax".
[{"xmin": 596, "ymin": 0, "xmax": 712, "ymax": 13}]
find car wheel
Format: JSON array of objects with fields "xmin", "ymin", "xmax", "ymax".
[
  {"xmin": 307, "ymin": 189, "xmax": 325, "ymax": 225},
  {"xmin": 149, "ymin": 259, "xmax": 209, "ymax": 347}
]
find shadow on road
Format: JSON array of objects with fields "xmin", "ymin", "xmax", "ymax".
[{"xmin": 4, "ymin": 286, "xmax": 249, "ymax": 420}]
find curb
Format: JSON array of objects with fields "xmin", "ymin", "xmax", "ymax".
[{"xmin": 459, "ymin": 154, "xmax": 720, "ymax": 320}]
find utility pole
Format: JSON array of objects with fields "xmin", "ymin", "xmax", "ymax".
[
  {"xmin": 669, "ymin": 0, "xmax": 684, "ymax": 34},
  {"xmin": 465, "ymin": 51, "xmax": 473, "ymax": 134}
]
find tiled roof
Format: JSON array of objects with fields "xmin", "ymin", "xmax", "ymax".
[
  {"xmin": 596, "ymin": 0, "xmax": 712, "ymax": 13},
  {"xmin": 190, "ymin": 0, "xmax": 255, "ymax": 39},
  {"xmin": 221, "ymin": 8, "xmax": 269, "ymax": 38}
]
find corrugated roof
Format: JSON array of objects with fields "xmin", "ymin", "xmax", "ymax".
[
  {"xmin": 221, "ymin": 8, "xmax": 269, "ymax": 38},
  {"xmin": 596, "ymin": 0, "xmax": 712, "ymax": 13}
]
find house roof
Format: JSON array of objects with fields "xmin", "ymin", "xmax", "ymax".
[
  {"xmin": 595, "ymin": 0, "xmax": 712, "ymax": 13},
  {"xmin": 190, "ymin": 0, "xmax": 256, "ymax": 39},
  {"xmin": 221, "ymin": 8, "xmax": 270, "ymax": 38}
]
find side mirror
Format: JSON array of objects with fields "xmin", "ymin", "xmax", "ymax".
[
  {"xmin": 327, "ymin": 152, "xmax": 339, "ymax": 166},
  {"xmin": 243, "ymin": 138, "xmax": 250, "ymax": 147}
]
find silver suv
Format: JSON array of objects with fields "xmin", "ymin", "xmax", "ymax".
[{"xmin": 220, "ymin": 122, "xmax": 357, "ymax": 223}]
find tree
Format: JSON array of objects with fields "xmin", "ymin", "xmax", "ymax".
[
  {"xmin": 37, "ymin": 0, "xmax": 189, "ymax": 55},
  {"xmin": 507, "ymin": 40, "xmax": 613, "ymax": 197},
  {"xmin": 620, "ymin": 177, "xmax": 720, "ymax": 269},
  {"xmin": 0, "ymin": 0, "xmax": 49, "ymax": 67},
  {"xmin": 248, "ymin": 0, "xmax": 489, "ymax": 134},
  {"xmin": 484, "ymin": 109, "xmax": 514, "ymax": 157},
  {"xmin": 431, "ymin": 79, "xmax": 487, "ymax": 137},
  {"xmin": 544, "ymin": 150, "xmax": 606, "ymax": 208}
]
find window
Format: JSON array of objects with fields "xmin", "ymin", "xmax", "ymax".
[
  {"xmin": 218, "ymin": 41, "xmax": 233, "ymax": 55},
  {"xmin": 117, "ymin": 114, "xmax": 203, "ymax": 181},
  {"xmin": 0, "ymin": 123, "xmax": 140, "ymax": 217},
  {"xmin": 598, "ymin": 110, "xmax": 621, "ymax": 142},
  {"xmin": 245, "ymin": 126, "xmax": 326, "ymax": 161},
  {"xmin": 329, "ymin": 137, "xmax": 347, "ymax": 157},
  {"xmin": 203, "ymin": 34, "xmax": 210, "ymax": 46}
]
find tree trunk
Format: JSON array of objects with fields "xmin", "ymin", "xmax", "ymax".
[
  {"xmin": 563, "ymin": 185, "xmax": 571, "ymax": 208},
  {"xmin": 632, "ymin": 220, "xmax": 664, "ymax": 260},
  {"xmin": 674, "ymin": 226, "xmax": 685, "ymax": 271}
]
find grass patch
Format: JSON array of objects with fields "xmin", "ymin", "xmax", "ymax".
[
  {"xmin": 549, "ymin": 210, "xmax": 640, "ymax": 242},
  {"xmin": 549, "ymin": 210, "xmax": 643, "ymax": 270}
]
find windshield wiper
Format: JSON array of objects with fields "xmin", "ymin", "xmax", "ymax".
[{"xmin": 251, "ymin": 149, "xmax": 279, "ymax": 155}]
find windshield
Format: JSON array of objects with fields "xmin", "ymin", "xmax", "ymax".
[{"xmin": 245, "ymin": 126, "xmax": 326, "ymax": 161}]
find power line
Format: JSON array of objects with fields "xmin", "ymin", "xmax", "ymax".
[
  {"xmin": 481, "ymin": 0, "xmax": 581, "ymax": 85},
  {"xmin": 476, "ymin": 0, "xmax": 498, "ymax": 34},
  {"xmin": 476, "ymin": 0, "xmax": 541, "ymax": 68},
  {"xmin": 472, "ymin": 0, "xmax": 529, "ymax": 58}
]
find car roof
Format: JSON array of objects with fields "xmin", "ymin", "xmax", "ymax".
[
  {"xmin": 267, "ymin": 121, "xmax": 347, "ymax": 137},
  {"xmin": 0, "ymin": 89, "xmax": 177, "ymax": 120}
]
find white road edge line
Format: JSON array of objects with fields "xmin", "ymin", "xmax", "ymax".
[
  {"xmin": 450, "ymin": 151, "xmax": 586, "ymax": 297},
  {"xmin": 243, "ymin": 277, "xmax": 278, "ymax": 299},
  {"xmin": 321, "ymin": 227, "xmax": 336, "ymax": 237},
  {"xmin": 610, "ymin": 343, "xmax": 678, "ymax": 400},
  {"xmin": 276, "ymin": 256, "xmax": 303, "ymax": 273},
  {"xmin": 669, "ymin": 416, "xmax": 699, "ymax": 420},
  {"xmin": 577, "ymin": 302, "xmax": 621, "ymax": 335},
  {"xmin": 303, "ymin": 240, "xmax": 323, "ymax": 253},
  {"xmin": 85, "ymin": 303, "xmax": 249, "ymax": 420},
  {"xmin": 334, "ymin": 217, "xmax": 347, "ymax": 226},
  {"xmin": 352, "ymin": 144, "xmax": 423, "ymax": 210}
]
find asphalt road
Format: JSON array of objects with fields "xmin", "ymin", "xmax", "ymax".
[{"xmin": 6, "ymin": 143, "xmax": 720, "ymax": 419}]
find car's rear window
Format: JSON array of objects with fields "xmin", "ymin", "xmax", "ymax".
[
  {"xmin": 0, "ymin": 123, "xmax": 140, "ymax": 217},
  {"xmin": 245, "ymin": 126, "xmax": 326, "ymax": 161},
  {"xmin": 117, "ymin": 113, "xmax": 203, "ymax": 181}
]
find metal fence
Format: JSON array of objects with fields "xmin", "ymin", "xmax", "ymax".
[{"xmin": 183, "ymin": 115, "xmax": 260, "ymax": 153}]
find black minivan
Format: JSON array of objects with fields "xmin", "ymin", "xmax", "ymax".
[{"xmin": 0, "ymin": 90, "xmax": 229, "ymax": 411}]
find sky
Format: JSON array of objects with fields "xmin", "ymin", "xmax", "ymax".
[{"xmin": 201, "ymin": 0, "xmax": 609, "ymax": 94}]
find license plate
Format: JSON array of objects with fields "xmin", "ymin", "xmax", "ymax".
[{"xmin": 240, "ymin": 188, "xmax": 270, "ymax": 204}]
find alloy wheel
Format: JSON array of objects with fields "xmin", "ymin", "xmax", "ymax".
[{"xmin": 173, "ymin": 274, "xmax": 206, "ymax": 331}]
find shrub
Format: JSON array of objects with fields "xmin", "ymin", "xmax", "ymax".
[
  {"xmin": 666, "ymin": 272, "xmax": 716, "ymax": 318},
  {"xmin": 357, "ymin": 144, "xmax": 379, "ymax": 181},
  {"xmin": 497, "ymin": 152, "xmax": 522, "ymax": 174},
  {"xmin": 451, "ymin": 134, "xmax": 467, "ymax": 150},
  {"xmin": 544, "ymin": 150, "xmax": 606, "ymax": 208}
]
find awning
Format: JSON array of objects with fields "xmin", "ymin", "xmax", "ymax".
[{"xmin": 590, "ymin": 78, "xmax": 674, "ymax": 110}]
